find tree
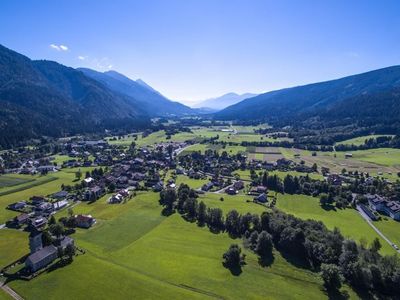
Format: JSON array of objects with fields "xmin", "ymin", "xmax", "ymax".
[
  {"xmin": 319, "ymin": 193, "xmax": 330, "ymax": 206},
  {"xmin": 65, "ymin": 244, "xmax": 76, "ymax": 262},
  {"xmin": 255, "ymin": 231, "xmax": 273, "ymax": 257},
  {"xmin": 75, "ymin": 169, "xmax": 82, "ymax": 181},
  {"xmin": 160, "ymin": 188, "xmax": 177, "ymax": 212},
  {"xmin": 197, "ymin": 201, "xmax": 207, "ymax": 226},
  {"xmin": 225, "ymin": 210, "xmax": 240, "ymax": 237},
  {"xmin": 48, "ymin": 215, "xmax": 56, "ymax": 226},
  {"xmin": 222, "ymin": 244, "xmax": 246, "ymax": 269},
  {"xmin": 49, "ymin": 223, "xmax": 65, "ymax": 239},
  {"xmin": 320, "ymin": 263, "xmax": 342, "ymax": 290},
  {"xmin": 370, "ymin": 238, "xmax": 382, "ymax": 253}
]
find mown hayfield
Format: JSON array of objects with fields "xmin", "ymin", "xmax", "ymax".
[
  {"xmin": 234, "ymin": 169, "xmax": 323, "ymax": 181},
  {"xmin": 181, "ymin": 144, "xmax": 246, "ymax": 155},
  {"xmin": 0, "ymin": 229, "xmax": 29, "ymax": 268},
  {"xmin": 0, "ymin": 168, "xmax": 94, "ymax": 223},
  {"xmin": 336, "ymin": 135, "xmax": 394, "ymax": 146},
  {"xmin": 0, "ymin": 175, "xmax": 34, "ymax": 189},
  {"xmin": 198, "ymin": 193, "xmax": 266, "ymax": 215},
  {"xmin": 275, "ymin": 194, "xmax": 394, "ymax": 254}
]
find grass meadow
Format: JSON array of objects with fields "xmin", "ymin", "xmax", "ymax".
[{"xmin": 7, "ymin": 191, "xmax": 358, "ymax": 299}]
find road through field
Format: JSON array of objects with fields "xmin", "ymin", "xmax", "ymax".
[{"xmin": 356, "ymin": 205, "xmax": 400, "ymax": 254}]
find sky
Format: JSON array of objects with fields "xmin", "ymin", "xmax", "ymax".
[{"xmin": 1, "ymin": 0, "xmax": 400, "ymax": 105}]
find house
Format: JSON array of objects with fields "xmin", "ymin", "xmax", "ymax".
[
  {"xmin": 84, "ymin": 177, "xmax": 94, "ymax": 185},
  {"xmin": 35, "ymin": 202, "xmax": 53, "ymax": 213},
  {"xmin": 255, "ymin": 193, "xmax": 268, "ymax": 203},
  {"xmin": 225, "ymin": 187, "xmax": 238, "ymax": 195},
  {"xmin": 75, "ymin": 214, "xmax": 96, "ymax": 228},
  {"xmin": 85, "ymin": 186, "xmax": 105, "ymax": 201},
  {"xmin": 31, "ymin": 196, "xmax": 46, "ymax": 205},
  {"xmin": 51, "ymin": 190, "xmax": 69, "ymax": 200},
  {"xmin": 384, "ymin": 201, "xmax": 400, "ymax": 221},
  {"xmin": 25, "ymin": 245, "xmax": 58, "ymax": 272},
  {"xmin": 367, "ymin": 194, "xmax": 387, "ymax": 211},
  {"xmin": 30, "ymin": 217, "xmax": 48, "ymax": 229},
  {"xmin": 201, "ymin": 182, "xmax": 213, "ymax": 192},
  {"xmin": 37, "ymin": 165, "xmax": 58, "ymax": 173},
  {"xmin": 13, "ymin": 213, "xmax": 29, "ymax": 226},
  {"xmin": 328, "ymin": 174, "xmax": 342, "ymax": 186},
  {"xmin": 8, "ymin": 201, "xmax": 26, "ymax": 211},
  {"xmin": 233, "ymin": 181, "xmax": 244, "ymax": 190},
  {"xmin": 53, "ymin": 200, "xmax": 68, "ymax": 210},
  {"xmin": 152, "ymin": 182, "xmax": 164, "ymax": 192}
]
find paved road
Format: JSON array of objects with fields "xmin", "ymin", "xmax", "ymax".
[
  {"xmin": 356, "ymin": 205, "xmax": 400, "ymax": 253},
  {"xmin": 1, "ymin": 284, "xmax": 24, "ymax": 300}
]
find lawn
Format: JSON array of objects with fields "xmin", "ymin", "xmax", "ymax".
[
  {"xmin": 9, "ymin": 190, "xmax": 358, "ymax": 299},
  {"xmin": 275, "ymin": 193, "xmax": 394, "ymax": 254},
  {"xmin": 374, "ymin": 217, "xmax": 400, "ymax": 249},
  {"xmin": 198, "ymin": 193, "xmax": 267, "ymax": 215},
  {"xmin": 0, "ymin": 229, "xmax": 29, "ymax": 268}
]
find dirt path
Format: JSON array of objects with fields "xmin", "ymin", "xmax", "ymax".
[{"xmin": 1, "ymin": 284, "xmax": 24, "ymax": 300}]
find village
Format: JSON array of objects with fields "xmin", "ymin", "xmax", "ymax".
[{"xmin": 1, "ymin": 130, "xmax": 400, "ymax": 281}]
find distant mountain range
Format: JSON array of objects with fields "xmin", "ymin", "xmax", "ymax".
[
  {"xmin": 193, "ymin": 92, "xmax": 258, "ymax": 110},
  {"xmin": 215, "ymin": 66, "xmax": 400, "ymax": 127},
  {"xmin": 79, "ymin": 68, "xmax": 193, "ymax": 116}
]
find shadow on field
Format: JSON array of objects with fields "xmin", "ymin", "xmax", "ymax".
[
  {"xmin": 326, "ymin": 288, "xmax": 350, "ymax": 300},
  {"xmin": 258, "ymin": 254, "xmax": 274, "ymax": 268},
  {"xmin": 222, "ymin": 262, "xmax": 243, "ymax": 276},
  {"xmin": 320, "ymin": 204, "xmax": 337, "ymax": 212}
]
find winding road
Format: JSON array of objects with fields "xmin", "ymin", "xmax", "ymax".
[{"xmin": 356, "ymin": 204, "xmax": 400, "ymax": 254}]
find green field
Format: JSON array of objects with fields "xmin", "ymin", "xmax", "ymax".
[
  {"xmin": 374, "ymin": 217, "xmax": 400, "ymax": 249},
  {"xmin": 234, "ymin": 169, "xmax": 324, "ymax": 181},
  {"xmin": 275, "ymin": 194, "xmax": 394, "ymax": 254},
  {"xmin": 281, "ymin": 147, "xmax": 400, "ymax": 176},
  {"xmin": 0, "ymin": 229, "xmax": 29, "ymax": 268},
  {"xmin": 7, "ymin": 192, "xmax": 357, "ymax": 299},
  {"xmin": 0, "ymin": 175, "xmax": 34, "ymax": 189},
  {"xmin": 336, "ymin": 135, "xmax": 394, "ymax": 146}
]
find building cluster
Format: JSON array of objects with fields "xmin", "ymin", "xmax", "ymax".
[{"xmin": 367, "ymin": 194, "xmax": 400, "ymax": 221}]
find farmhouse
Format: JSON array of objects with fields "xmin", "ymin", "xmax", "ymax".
[
  {"xmin": 52, "ymin": 190, "xmax": 69, "ymax": 200},
  {"xmin": 13, "ymin": 213, "xmax": 29, "ymax": 226},
  {"xmin": 8, "ymin": 201, "xmax": 26, "ymax": 210},
  {"xmin": 255, "ymin": 193, "xmax": 268, "ymax": 203},
  {"xmin": 225, "ymin": 187, "xmax": 238, "ymax": 195},
  {"xmin": 75, "ymin": 214, "xmax": 96, "ymax": 228}
]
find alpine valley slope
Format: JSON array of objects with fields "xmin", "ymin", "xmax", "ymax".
[
  {"xmin": 79, "ymin": 68, "xmax": 194, "ymax": 116},
  {"xmin": 0, "ymin": 44, "xmax": 149, "ymax": 147},
  {"xmin": 215, "ymin": 66, "xmax": 400, "ymax": 125}
]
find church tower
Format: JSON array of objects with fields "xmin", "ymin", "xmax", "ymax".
[{"xmin": 29, "ymin": 229, "xmax": 43, "ymax": 253}]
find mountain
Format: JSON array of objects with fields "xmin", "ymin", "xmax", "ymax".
[
  {"xmin": 79, "ymin": 68, "xmax": 193, "ymax": 116},
  {"xmin": 215, "ymin": 66, "xmax": 400, "ymax": 124},
  {"xmin": 193, "ymin": 92, "xmax": 258, "ymax": 110},
  {"xmin": 0, "ymin": 44, "xmax": 149, "ymax": 147}
]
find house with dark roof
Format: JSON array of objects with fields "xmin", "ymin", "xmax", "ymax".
[
  {"xmin": 75, "ymin": 214, "xmax": 96, "ymax": 228},
  {"xmin": 255, "ymin": 193, "xmax": 268, "ymax": 203},
  {"xmin": 25, "ymin": 245, "xmax": 58, "ymax": 272}
]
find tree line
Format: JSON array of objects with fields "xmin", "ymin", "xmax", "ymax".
[{"xmin": 159, "ymin": 183, "xmax": 400, "ymax": 297}]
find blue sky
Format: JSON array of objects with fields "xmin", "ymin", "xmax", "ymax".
[{"xmin": 1, "ymin": 0, "xmax": 400, "ymax": 105}]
